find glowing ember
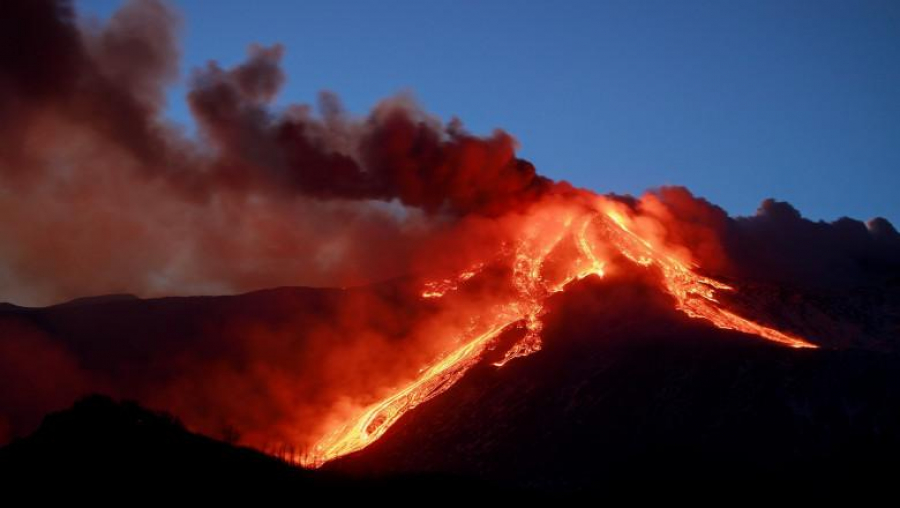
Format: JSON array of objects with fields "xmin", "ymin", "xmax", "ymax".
[
  {"xmin": 421, "ymin": 263, "xmax": 485, "ymax": 299},
  {"xmin": 303, "ymin": 195, "xmax": 816, "ymax": 467}
]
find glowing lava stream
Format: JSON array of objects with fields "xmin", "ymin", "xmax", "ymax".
[{"xmin": 304, "ymin": 203, "xmax": 816, "ymax": 467}]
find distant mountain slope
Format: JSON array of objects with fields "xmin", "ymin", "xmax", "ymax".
[{"xmin": 0, "ymin": 284, "xmax": 405, "ymax": 445}]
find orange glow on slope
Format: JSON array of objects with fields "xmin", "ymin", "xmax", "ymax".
[
  {"xmin": 303, "ymin": 196, "xmax": 816, "ymax": 467},
  {"xmin": 599, "ymin": 205, "xmax": 814, "ymax": 349},
  {"xmin": 421, "ymin": 263, "xmax": 485, "ymax": 299}
]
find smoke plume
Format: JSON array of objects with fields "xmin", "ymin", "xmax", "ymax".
[{"xmin": 0, "ymin": 0, "xmax": 548, "ymax": 307}]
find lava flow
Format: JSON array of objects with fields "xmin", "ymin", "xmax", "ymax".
[{"xmin": 303, "ymin": 195, "xmax": 816, "ymax": 467}]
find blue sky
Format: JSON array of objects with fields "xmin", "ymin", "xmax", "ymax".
[{"xmin": 78, "ymin": 0, "xmax": 900, "ymax": 222}]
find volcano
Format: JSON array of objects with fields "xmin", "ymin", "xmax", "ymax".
[{"xmin": 2, "ymin": 0, "xmax": 900, "ymax": 499}]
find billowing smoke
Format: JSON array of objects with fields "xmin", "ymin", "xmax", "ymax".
[
  {"xmin": 1, "ymin": 0, "xmax": 899, "ymax": 456},
  {"xmin": 0, "ymin": 0, "xmax": 547, "ymax": 307},
  {"xmin": 629, "ymin": 186, "xmax": 900, "ymax": 289}
]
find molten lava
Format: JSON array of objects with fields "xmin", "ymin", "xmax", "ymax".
[{"xmin": 303, "ymin": 194, "xmax": 815, "ymax": 467}]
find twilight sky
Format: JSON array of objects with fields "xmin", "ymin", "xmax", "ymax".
[{"xmin": 77, "ymin": 0, "xmax": 900, "ymax": 223}]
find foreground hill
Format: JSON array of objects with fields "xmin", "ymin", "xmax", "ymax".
[{"xmin": 0, "ymin": 395, "xmax": 520, "ymax": 499}]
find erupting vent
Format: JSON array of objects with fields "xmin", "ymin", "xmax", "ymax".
[{"xmin": 305, "ymin": 198, "xmax": 814, "ymax": 466}]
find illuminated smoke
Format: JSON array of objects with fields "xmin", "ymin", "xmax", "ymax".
[{"xmin": 0, "ymin": 0, "xmax": 546, "ymax": 307}]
